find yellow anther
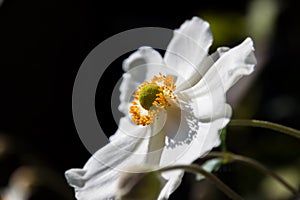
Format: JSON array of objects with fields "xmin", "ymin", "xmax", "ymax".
[{"xmin": 129, "ymin": 73, "xmax": 176, "ymax": 126}]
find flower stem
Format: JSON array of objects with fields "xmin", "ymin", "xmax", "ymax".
[
  {"xmin": 158, "ymin": 164, "xmax": 244, "ymax": 200},
  {"xmin": 229, "ymin": 119, "xmax": 300, "ymax": 139},
  {"xmin": 220, "ymin": 128, "xmax": 227, "ymax": 153},
  {"xmin": 205, "ymin": 152, "xmax": 300, "ymax": 196}
]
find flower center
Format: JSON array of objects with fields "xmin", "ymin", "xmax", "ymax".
[
  {"xmin": 129, "ymin": 73, "xmax": 176, "ymax": 126},
  {"xmin": 139, "ymin": 84, "xmax": 161, "ymax": 110}
]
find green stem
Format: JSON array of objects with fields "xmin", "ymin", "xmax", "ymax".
[
  {"xmin": 158, "ymin": 164, "xmax": 244, "ymax": 200},
  {"xmin": 205, "ymin": 152, "xmax": 299, "ymax": 196},
  {"xmin": 220, "ymin": 128, "xmax": 227, "ymax": 153},
  {"xmin": 229, "ymin": 119, "xmax": 300, "ymax": 139}
]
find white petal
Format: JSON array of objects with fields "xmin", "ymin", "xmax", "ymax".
[
  {"xmin": 179, "ymin": 91, "xmax": 232, "ymax": 122},
  {"xmin": 160, "ymin": 97, "xmax": 230, "ymax": 180},
  {"xmin": 144, "ymin": 129, "xmax": 166, "ymax": 165},
  {"xmin": 158, "ymin": 171, "xmax": 184, "ymax": 200},
  {"xmin": 109, "ymin": 115, "xmax": 145, "ymax": 141},
  {"xmin": 210, "ymin": 46, "xmax": 230, "ymax": 62},
  {"xmin": 156, "ymin": 115, "xmax": 229, "ymax": 198},
  {"xmin": 161, "ymin": 107, "xmax": 229, "ymax": 165},
  {"xmin": 123, "ymin": 46, "xmax": 163, "ymax": 78},
  {"xmin": 159, "ymin": 95, "xmax": 230, "ymax": 187},
  {"xmin": 119, "ymin": 47, "xmax": 164, "ymax": 116},
  {"xmin": 178, "ymin": 46, "xmax": 230, "ymax": 91},
  {"xmin": 164, "ymin": 17, "xmax": 213, "ymax": 90},
  {"xmin": 159, "ymin": 158, "xmax": 221, "ymax": 200},
  {"xmin": 181, "ymin": 37, "xmax": 256, "ymax": 99},
  {"xmin": 212, "ymin": 37, "xmax": 256, "ymax": 92},
  {"xmin": 65, "ymin": 117, "xmax": 153, "ymax": 200},
  {"xmin": 196, "ymin": 158, "xmax": 222, "ymax": 180},
  {"xmin": 178, "ymin": 69, "xmax": 232, "ymax": 122},
  {"xmin": 118, "ymin": 73, "xmax": 141, "ymax": 116}
]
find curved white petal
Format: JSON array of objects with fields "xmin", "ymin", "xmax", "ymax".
[
  {"xmin": 118, "ymin": 73, "xmax": 141, "ymax": 116},
  {"xmin": 156, "ymin": 105, "xmax": 230, "ymax": 198},
  {"xmin": 178, "ymin": 91, "xmax": 232, "ymax": 122},
  {"xmin": 164, "ymin": 17, "xmax": 213, "ymax": 90},
  {"xmin": 159, "ymin": 94, "xmax": 231, "ymax": 184},
  {"xmin": 158, "ymin": 171, "xmax": 184, "ymax": 200},
  {"xmin": 160, "ymin": 104, "xmax": 230, "ymax": 166},
  {"xmin": 119, "ymin": 47, "xmax": 164, "ymax": 116},
  {"xmin": 123, "ymin": 46, "xmax": 163, "ymax": 78},
  {"xmin": 178, "ymin": 46, "xmax": 230, "ymax": 91},
  {"xmin": 196, "ymin": 158, "xmax": 223, "ymax": 180},
  {"xmin": 144, "ymin": 129, "xmax": 166, "ymax": 166},
  {"xmin": 158, "ymin": 158, "xmax": 222, "ymax": 199},
  {"xmin": 177, "ymin": 63, "xmax": 231, "ymax": 121},
  {"xmin": 160, "ymin": 117, "xmax": 229, "ymax": 182},
  {"xmin": 181, "ymin": 37, "xmax": 256, "ymax": 99},
  {"xmin": 210, "ymin": 46, "xmax": 230, "ymax": 62},
  {"xmin": 65, "ymin": 117, "xmax": 153, "ymax": 200}
]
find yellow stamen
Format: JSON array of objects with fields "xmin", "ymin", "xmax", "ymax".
[{"xmin": 129, "ymin": 73, "xmax": 176, "ymax": 126}]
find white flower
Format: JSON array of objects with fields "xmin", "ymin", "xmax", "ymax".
[{"xmin": 65, "ymin": 17, "xmax": 256, "ymax": 200}]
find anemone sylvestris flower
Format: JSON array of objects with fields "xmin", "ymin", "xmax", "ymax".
[{"xmin": 65, "ymin": 17, "xmax": 256, "ymax": 200}]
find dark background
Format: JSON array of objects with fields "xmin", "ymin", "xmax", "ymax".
[{"xmin": 0, "ymin": 0, "xmax": 299, "ymax": 199}]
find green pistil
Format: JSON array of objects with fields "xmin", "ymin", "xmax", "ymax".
[{"xmin": 139, "ymin": 84, "xmax": 160, "ymax": 110}]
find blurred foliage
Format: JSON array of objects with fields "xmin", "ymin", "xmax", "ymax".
[
  {"xmin": 0, "ymin": 135, "xmax": 73, "ymax": 200},
  {"xmin": 117, "ymin": 166, "xmax": 163, "ymax": 200},
  {"xmin": 200, "ymin": 0, "xmax": 280, "ymax": 50}
]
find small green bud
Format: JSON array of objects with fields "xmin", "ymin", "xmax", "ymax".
[
  {"xmin": 117, "ymin": 166, "xmax": 162, "ymax": 200},
  {"xmin": 139, "ymin": 84, "xmax": 160, "ymax": 110}
]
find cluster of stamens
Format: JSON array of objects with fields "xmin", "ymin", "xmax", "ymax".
[{"xmin": 129, "ymin": 73, "xmax": 176, "ymax": 126}]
